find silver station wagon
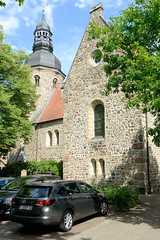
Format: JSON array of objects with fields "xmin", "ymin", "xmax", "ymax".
[{"xmin": 10, "ymin": 180, "xmax": 108, "ymax": 231}]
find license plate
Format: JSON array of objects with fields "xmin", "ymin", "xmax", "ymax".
[{"xmin": 19, "ymin": 205, "xmax": 32, "ymax": 210}]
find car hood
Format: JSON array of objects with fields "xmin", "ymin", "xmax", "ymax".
[{"xmin": 0, "ymin": 190, "xmax": 17, "ymax": 199}]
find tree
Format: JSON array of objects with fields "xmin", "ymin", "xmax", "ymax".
[
  {"xmin": 0, "ymin": 0, "xmax": 24, "ymax": 7},
  {"xmin": 0, "ymin": 26, "xmax": 37, "ymax": 155},
  {"xmin": 88, "ymin": 0, "xmax": 160, "ymax": 146}
]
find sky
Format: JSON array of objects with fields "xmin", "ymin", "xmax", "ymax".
[{"xmin": 0, "ymin": 0, "xmax": 133, "ymax": 76}]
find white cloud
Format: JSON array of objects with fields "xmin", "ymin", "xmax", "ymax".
[
  {"xmin": 75, "ymin": 0, "xmax": 125, "ymax": 8},
  {"xmin": 11, "ymin": 45, "xmax": 19, "ymax": 50},
  {"xmin": 0, "ymin": 0, "xmax": 70, "ymax": 36},
  {"xmin": 0, "ymin": 15, "xmax": 19, "ymax": 35}
]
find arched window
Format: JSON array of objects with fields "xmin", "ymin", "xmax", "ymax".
[
  {"xmin": 94, "ymin": 104, "xmax": 104, "ymax": 137},
  {"xmin": 55, "ymin": 130, "xmax": 59, "ymax": 145},
  {"xmin": 91, "ymin": 159, "xmax": 96, "ymax": 177},
  {"xmin": 53, "ymin": 78, "xmax": 58, "ymax": 88},
  {"xmin": 34, "ymin": 75, "xmax": 40, "ymax": 87},
  {"xmin": 46, "ymin": 131, "xmax": 52, "ymax": 147},
  {"xmin": 53, "ymin": 130, "xmax": 60, "ymax": 145},
  {"xmin": 99, "ymin": 159, "xmax": 105, "ymax": 177}
]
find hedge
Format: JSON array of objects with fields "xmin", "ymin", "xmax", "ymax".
[{"xmin": 0, "ymin": 159, "xmax": 63, "ymax": 178}]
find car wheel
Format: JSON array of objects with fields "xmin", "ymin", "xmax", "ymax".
[
  {"xmin": 22, "ymin": 223, "xmax": 32, "ymax": 228},
  {"xmin": 100, "ymin": 201, "xmax": 108, "ymax": 215},
  {"xmin": 59, "ymin": 210, "xmax": 73, "ymax": 232}
]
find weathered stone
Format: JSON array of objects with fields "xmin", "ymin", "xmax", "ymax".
[
  {"xmin": 134, "ymin": 173, "xmax": 145, "ymax": 180},
  {"xmin": 135, "ymin": 157, "xmax": 146, "ymax": 163},
  {"xmin": 132, "ymin": 143, "xmax": 145, "ymax": 149}
]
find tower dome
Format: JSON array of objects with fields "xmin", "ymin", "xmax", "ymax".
[
  {"xmin": 27, "ymin": 11, "xmax": 63, "ymax": 73},
  {"xmin": 36, "ymin": 13, "xmax": 50, "ymax": 31}
]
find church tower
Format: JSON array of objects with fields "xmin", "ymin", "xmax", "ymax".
[
  {"xmin": 9, "ymin": 11, "xmax": 66, "ymax": 163},
  {"xmin": 27, "ymin": 11, "xmax": 65, "ymax": 117}
]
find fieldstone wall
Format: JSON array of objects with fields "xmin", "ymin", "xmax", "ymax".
[
  {"xmin": 24, "ymin": 119, "xmax": 63, "ymax": 162},
  {"xmin": 63, "ymin": 4, "xmax": 160, "ymax": 192}
]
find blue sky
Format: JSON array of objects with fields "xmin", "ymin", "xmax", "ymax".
[{"xmin": 0, "ymin": 0, "xmax": 133, "ymax": 75}]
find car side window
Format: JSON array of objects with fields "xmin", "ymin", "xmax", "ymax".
[
  {"xmin": 57, "ymin": 187, "xmax": 66, "ymax": 196},
  {"xmin": 79, "ymin": 183, "xmax": 94, "ymax": 193},
  {"xmin": 65, "ymin": 183, "xmax": 80, "ymax": 194}
]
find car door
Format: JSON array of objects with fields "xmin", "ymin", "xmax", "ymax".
[
  {"xmin": 77, "ymin": 182, "xmax": 97, "ymax": 218},
  {"xmin": 64, "ymin": 183, "xmax": 81, "ymax": 220}
]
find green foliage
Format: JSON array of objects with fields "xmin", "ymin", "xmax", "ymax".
[
  {"xmin": 98, "ymin": 186, "xmax": 118, "ymax": 204},
  {"xmin": 88, "ymin": 0, "xmax": 160, "ymax": 146},
  {"xmin": 0, "ymin": 26, "xmax": 37, "ymax": 155},
  {"xmin": 0, "ymin": 159, "xmax": 63, "ymax": 178},
  {"xmin": 0, "ymin": 0, "xmax": 24, "ymax": 7},
  {"xmin": 97, "ymin": 186, "xmax": 141, "ymax": 211}
]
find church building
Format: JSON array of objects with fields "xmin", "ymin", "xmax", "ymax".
[{"xmin": 9, "ymin": 4, "xmax": 160, "ymax": 193}]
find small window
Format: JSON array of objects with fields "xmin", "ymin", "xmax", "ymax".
[
  {"xmin": 34, "ymin": 75, "xmax": 40, "ymax": 87},
  {"xmin": 53, "ymin": 78, "xmax": 58, "ymax": 88},
  {"xmin": 91, "ymin": 159, "xmax": 96, "ymax": 177},
  {"xmin": 94, "ymin": 104, "xmax": 104, "ymax": 137},
  {"xmin": 46, "ymin": 131, "xmax": 52, "ymax": 147},
  {"xmin": 56, "ymin": 130, "xmax": 59, "ymax": 145},
  {"xmin": 91, "ymin": 49, "xmax": 102, "ymax": 63},
  {"xmin": 100, "ymin": 159, "xmax": 105, "ymax": 177}
]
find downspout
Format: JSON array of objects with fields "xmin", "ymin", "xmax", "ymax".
[
  {"xmin": 35, "ymin": 124, "xmax": 38, "ymax": 161},
  {"xmin": 145, "ymin": 113, "xmax": 151, "ymax": 194}
]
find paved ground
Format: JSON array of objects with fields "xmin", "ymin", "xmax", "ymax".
[
  {"xmin": 0, "ymin": 194, "xmax": 159, "ymax": 240},
  {"xmin": 68, "ymin": 193, "xmax": 160, "ymax": 240}
]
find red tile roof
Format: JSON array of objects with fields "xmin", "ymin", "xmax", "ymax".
[{"xmin": 38, "ymin": 87, "xmax": 63, "ymax": 123}]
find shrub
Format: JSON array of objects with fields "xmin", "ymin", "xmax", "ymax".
[
  {"xmin": 0, "ymin": 159, "xmax": 63, "ymax": 178},
  {"xmin": 97, "ymin": 185, "xmax": 141, "ymax": 211},
  {"xmin": 113, "ymin": 187, "xmax": 141, "ymax": 211},
  {"xmin": 98, "ymin": 186, "xmax": 118, "ymax": 204}
]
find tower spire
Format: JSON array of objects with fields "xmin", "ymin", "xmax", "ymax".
[{"xmin": 42, "ymin": 0, "xmax": 45, "ymax": 20}]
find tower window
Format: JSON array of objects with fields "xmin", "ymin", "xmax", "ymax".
[
  {"xmin": 94, "ymin": 104, "xmax": 104, "ymax": 137},
  {"xmin": 53, "ymin": 78, "xmax": 58, "ymax": 88},
  {"xmin": 34, "ymin": 75, "xmax": 40, "ymax": 87}
]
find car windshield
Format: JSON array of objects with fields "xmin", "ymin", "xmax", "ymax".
[
  {"xmin": 0, "ymin": 177, "xmax": 37, "ymax": 191},
  {"xmin": 17, "ymin": 186, "xmax": 52, "ymax": 198}
]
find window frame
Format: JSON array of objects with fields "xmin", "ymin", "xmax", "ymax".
[{"xmin": 94, "ymin": 104, "xmax": 105, "ymax": 138}]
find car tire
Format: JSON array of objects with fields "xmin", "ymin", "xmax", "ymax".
[
  {"xmin": 22, "ymin": 223, "xmax": 32, "ymax": 228},
  {"xmin": 99, "ymin": 201, "xmax": 108, "ymax": 216},
  {"xmin": 59, "ymin": 210, "xmax": 73, "ymax": 232}
]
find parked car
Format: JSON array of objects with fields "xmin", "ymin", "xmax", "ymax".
[
  {"xmin": 0, "ymin": 177, "xmax": 15, "ymax": 187},
  {"xmin": 0, "ymin": 174, "xmax": 61, "ymax": 217},
  {"xmin": 10, "ymin": 180, "xmax": 108, "ymax": 231}
]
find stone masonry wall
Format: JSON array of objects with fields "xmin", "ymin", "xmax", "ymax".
[
  {"xmin": 63, "ymin": 4, "xmax": 160, "ymax": 192},
  {"xmin": 24, "ymin": 119, "xmax": 63, "ymax": 162}
]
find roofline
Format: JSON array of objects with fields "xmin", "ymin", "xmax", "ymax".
[
  {"xmin": 31, "ymin": 65, "xmax": 66, "ymax": 78},
  {"xmin": 37, "ymin": 117, "xmax": 63, "ymax": 124}
]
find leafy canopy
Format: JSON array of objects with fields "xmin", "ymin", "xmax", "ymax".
[
  {"xmin": 0, "ymin": 26, "xmax": 37, "ymax": 155},
  {"xmin": 88, "ymin": 0, "xmax": 160, "ymax": 146},
  {"xmin": 0, "ymin": 0, "xmax": 24, "ymax": 7}
]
